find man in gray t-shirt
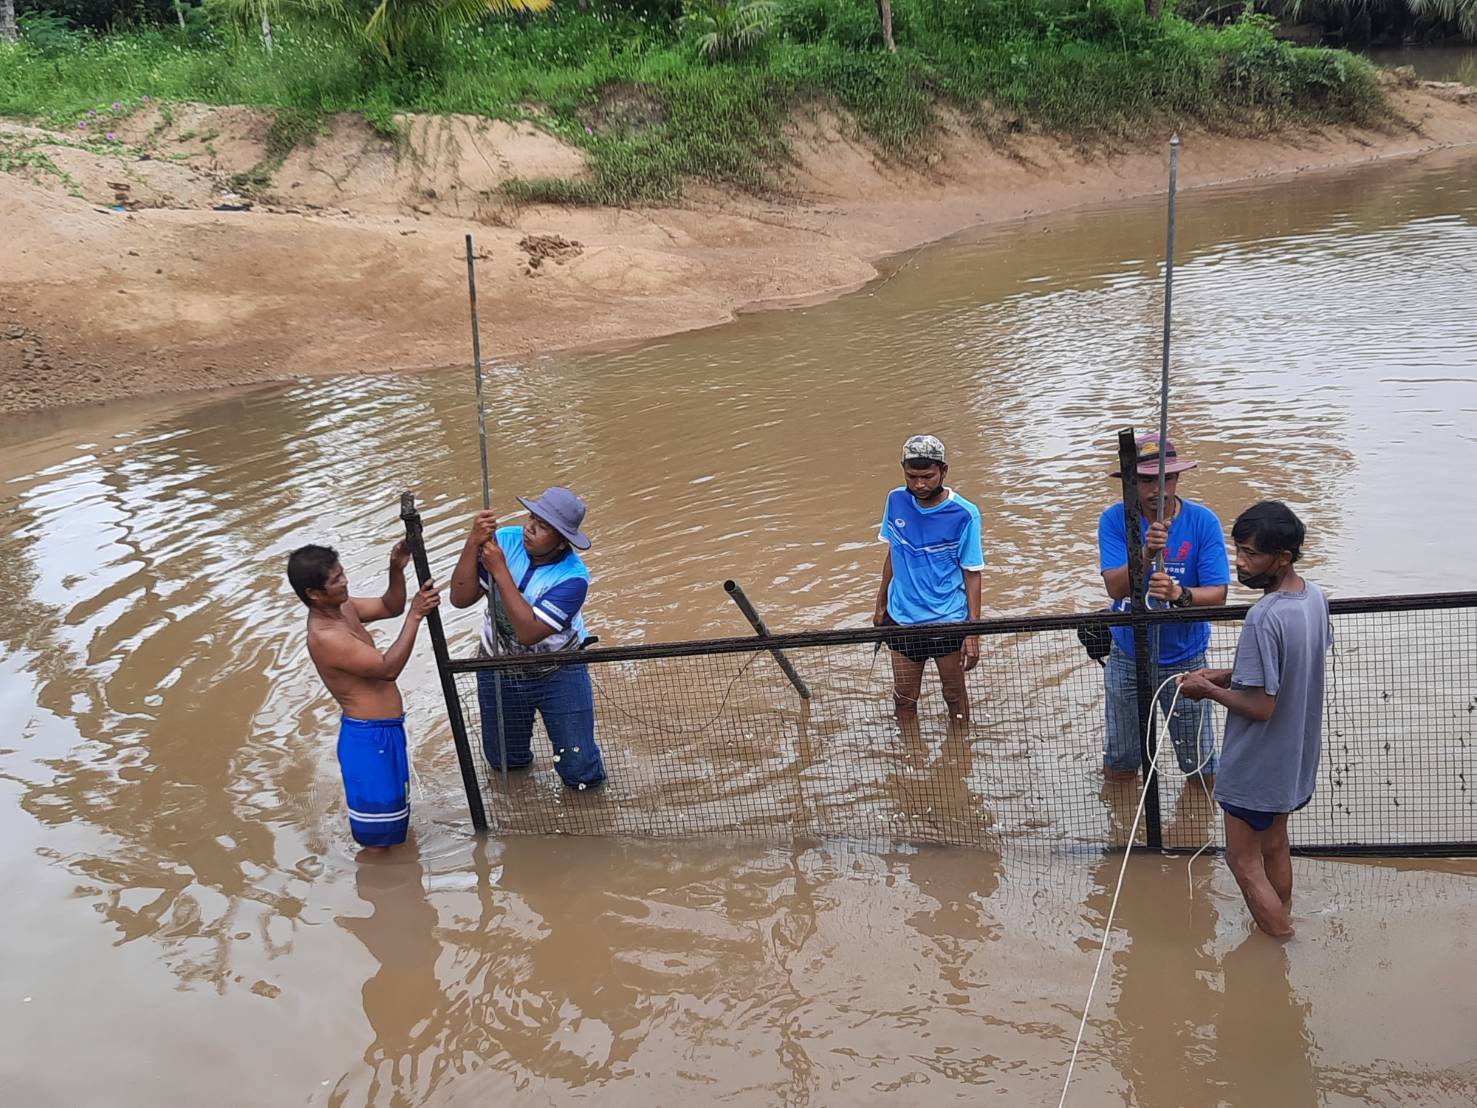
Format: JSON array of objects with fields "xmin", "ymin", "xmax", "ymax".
[{"xmin": 1179, "ymin": 501, "xmax": 1330, "ymax": 940}]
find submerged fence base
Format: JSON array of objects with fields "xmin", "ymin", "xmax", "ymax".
[{"xmin": 435, "ymin": 593, "xmax": 1477, "ymax": 857}]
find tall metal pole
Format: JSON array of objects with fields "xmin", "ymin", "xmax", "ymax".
[
  {"xmin": 1144, "ymin": 134, "xmax": 1180, "ymax": 819},
  {"xmin": 465, "ymin": 234, "xmax": 508, "ymax": 786},
  {"xmin": 1154, "ymin": 133, "xmax": 1179, "ymax": 555}
]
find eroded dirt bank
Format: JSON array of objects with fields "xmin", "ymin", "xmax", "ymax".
[{"xmin": 2, "ymin": 79, "xmax": 1476, "ymax": 416}]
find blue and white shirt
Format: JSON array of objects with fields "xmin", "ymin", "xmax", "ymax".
[
  {"xmin": 878, "ymin": 488, "xmax": 985, "ymax": 625},
  {"xmin": 477, "ymin": 526, "xmax": 589, "ymax": 657},
  {"xmin": 1097, "ymin": 498, "xmax": 1230, "ymax": 665}
]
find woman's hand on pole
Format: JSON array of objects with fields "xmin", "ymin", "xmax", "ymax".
[
  {"xmin": 480, "ymin": 538, "xmax": 507, "ymax": 578},
  {"xmin": 468, "ymin": 510, "xmax": 499, "ymax": 549}
]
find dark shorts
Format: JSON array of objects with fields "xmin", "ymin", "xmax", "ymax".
[
  {"xmin": 1220, "ymin": 795, "xmax": 1311, "ymax": 832},
  {"xmin": 879, "ymin": 613, "xmax": 969, "ymax": 666}
]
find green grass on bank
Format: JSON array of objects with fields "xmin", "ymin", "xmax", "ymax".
[{"xmin": 0, "ymin": 3, "xmax": 1387, "ymax": 205}]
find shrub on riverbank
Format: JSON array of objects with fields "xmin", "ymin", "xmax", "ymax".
[{"xmin": 0, "ymin": 2, "xmax": 1387, "ymax": 203}]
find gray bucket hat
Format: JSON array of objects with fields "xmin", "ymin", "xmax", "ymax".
[{"xmin": 517, "ymin": 486, "xmax": 591, "ymax": 550}]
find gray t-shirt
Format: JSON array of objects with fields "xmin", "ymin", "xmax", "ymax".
[{"xmin": 1214, "ymin": 582, "xmax": 1332, "ymax": 812}]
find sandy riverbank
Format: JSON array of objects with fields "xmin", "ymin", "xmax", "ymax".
[{"xmin": 2, "ymin": 77, "xmax": 1476, "ymax": 416}]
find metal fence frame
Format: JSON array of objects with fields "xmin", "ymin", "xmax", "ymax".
[{"xmin": 429, "ymin": 590, "xmax": 1477, "ymax": 857}]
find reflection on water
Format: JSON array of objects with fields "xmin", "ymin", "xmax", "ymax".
[
  {"xmin": 1366, "ymin": 44, "xmax": 1477, "ymax": 85},
  {"xmin": 2, "ymin": 148, "xmax": 1477, "ymax": 1103}
]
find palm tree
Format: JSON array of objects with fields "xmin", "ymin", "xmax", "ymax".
[
  {"xmin": 363, "ymin": 0, "xmax": 552, "ymax": 61},
  {"xmin": 1406, "ymin": 0, "xmax": 1477, "ymax": 34},
  {"xmin": 2, "ymin": 0, "xmax": 18, "ymax": 44}
]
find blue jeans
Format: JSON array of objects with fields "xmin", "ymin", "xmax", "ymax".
[
  {"xmin": 1104, "ymin": 645, "xmax": 1218, "ymax": 775},
  {"xmin": 476, "ymin": 662, "xmax": 606, "ymax": 787}
]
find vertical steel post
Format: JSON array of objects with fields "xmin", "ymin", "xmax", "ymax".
[
  {"xmin": 401, "ymin": 492, "xmax": 488, "ymax": 832},
  {"xmin": 1117, "ymin": 429, "xmax": 1162, "ymax": 849}
]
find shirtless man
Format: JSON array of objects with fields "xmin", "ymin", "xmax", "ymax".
[{"xmin": 287, "ymin": 541, "xmax": 440, "ymax": 850}]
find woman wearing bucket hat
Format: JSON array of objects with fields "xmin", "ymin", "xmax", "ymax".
[{"xmin": 449, "ymin": 487, "xmax": 606, "ymax": 788}]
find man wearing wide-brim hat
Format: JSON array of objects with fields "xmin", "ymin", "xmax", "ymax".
[
  {"xmin": 449, "ymin": 486, "xmax": 606, "ymax": 788},
  {"xmin": 1098, "ymin": 433, "xmax": 1229, "ymax": 781}
]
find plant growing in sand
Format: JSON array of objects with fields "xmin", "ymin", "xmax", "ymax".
[{"xmin": 680, "ymin": 0, "xmax": 776, "ymax": 59}]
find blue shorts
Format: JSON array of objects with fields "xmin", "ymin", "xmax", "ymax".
[
  {"xmin": 337, "ymin": 715, "xmax": 410, "ymax": 847},
  {"xmin": 1220, "ymin": 796, "xmax": 1311, "ymax": 832}
]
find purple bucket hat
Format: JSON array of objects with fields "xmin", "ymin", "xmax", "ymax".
[
  {"xmin": 517, "ymin": 486, "xmax": 591, "ymax": 550},
  {"xmin": 1110, "ymin": 433, "xmax": 1199, "ymax": 478}
]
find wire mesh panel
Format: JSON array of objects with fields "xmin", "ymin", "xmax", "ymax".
[{"xmin": 441, "ymin": 595, "xmax": 1477, "ymax": 856}]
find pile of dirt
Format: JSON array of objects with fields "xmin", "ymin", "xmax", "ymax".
[{"xmin": 519, "ymin": 233, "xmax": 583, "ymax": 274}]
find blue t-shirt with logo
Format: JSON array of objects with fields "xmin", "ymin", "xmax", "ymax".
[
  {"xmin": 477, "ymin": 526, "xmax": 589, "ymax": 656},
  {"xmin": 878, "ymin": 488, "xmax": 985, "ymax": 625},
  {"xmin": 1097, "ymin": 498, "xmax": 1229, "ymax": 665}
]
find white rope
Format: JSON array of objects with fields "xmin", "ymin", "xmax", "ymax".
[{"xmin": 1057, "ymin": 670, "xmax": 1215, "ymax": 1107}]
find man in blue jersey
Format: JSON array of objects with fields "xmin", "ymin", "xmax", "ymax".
[
  {"xmin": 873, "ymin": 435, "xmax": 985, "ymax": 723},
  {"xmin": 1098, "ymin": 433, "xmax": 1229, "ymax": 780},
  {"xmin": 449, "ymin": 486, "xmax": 606, "ymax": 788}
]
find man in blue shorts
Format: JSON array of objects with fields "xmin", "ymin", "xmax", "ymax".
[
  {"xmin": 873, "ymin": 435, "xmax": 984, "ymax": 723},
  {"xmin": 449, "ymin": 486, "xmax": 606, "ymax": 788},
  {"xmin": 1179, "ymin": 502, "xmax": 1330, "ymax": 939},
  {"xmin": 289, "ymin": 541, "xmax": 440, "ymax": 851},
  {"xmin": 1097, "ymin": 433, "xmax": 1229, "ymax": 780}
]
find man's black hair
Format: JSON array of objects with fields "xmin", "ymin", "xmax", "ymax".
[
  {"xmin": 287, "ymin": 544, "xmax": 339, "ymax": 605},
  {"xmin": 903, "ymin": 457, "xmax": 946, "ymax": 472},
  {"xmin": 1231, "ymin": 501, "xmax": 1305, "ymax": 563}
]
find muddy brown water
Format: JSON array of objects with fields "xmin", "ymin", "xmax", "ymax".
[{"xmin": 3, "ymin": 149, "xmax": 1477, "ymax": 1105}]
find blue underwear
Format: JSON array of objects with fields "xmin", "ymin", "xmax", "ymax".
[
  {"xmin": 337, "ymin": 715, "xmax": 410, "ymax": 847},
  {"xmin": 1220, "ymin": 795, "xmax": 1311, "ymax": 833}
]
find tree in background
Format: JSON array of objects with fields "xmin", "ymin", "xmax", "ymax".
[
  {"xmin": 875, "ymin": 0, "xmax": 894, "ymax": 51},
  {"xmin": 3, "ymin": 0, "xmax": 19, "ymax": 40},
  {"xmin": 206, "ymin": 0, "xmax": 328, "ymax": 54}
]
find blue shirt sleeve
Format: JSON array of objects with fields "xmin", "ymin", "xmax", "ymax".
[
  {"xmin": 1195, "ymin": 508, "xmax": 1231, "ymax": 587},
  {"xmin": 958, "ymin": 505, "xmax": 984, "ymax": 570},
  {"xmin": 533, "ymin": 577, "xmax": 589, "ymax": 631},
  {"xmin": 1098, "ymin": 506, "xmax": 1129, "ymax": 572},
  {"xmin": 878, "ymin": 492, "xmax": 895, "ymax": 543}
]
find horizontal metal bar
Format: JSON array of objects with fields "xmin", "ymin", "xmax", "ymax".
[
  {"xmin": 446, "ymin": 590, "xmax": 1477, "ymax": 673},
  {"xmin": 1150, "ymin": 843, "xmax": 1477, "ymax": 858}
]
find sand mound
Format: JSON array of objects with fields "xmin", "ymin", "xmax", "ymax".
[
  {"xmin": 1, "ymin": 104, "xmax": 587, "ymax": 218},
  {"xmin": 2, "ymin": 83, "xmax": 1476, "ymax": 415}
]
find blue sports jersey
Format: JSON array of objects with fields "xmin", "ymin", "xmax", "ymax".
[
  {"xmin": 878, "ymin": 488, "xmax": 985, "ymax": 625},
  {"xmin": 478, "ymin": 526, "xmax": 589, "ymax": 656},
  {"xmin": 1097, "ymin": 498, "xmax": 1230, "ymax": 665}
]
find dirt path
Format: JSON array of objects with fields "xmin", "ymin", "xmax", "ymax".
[{"xmin": 3, "ymin": 79, "xmax": 1476, "ymax": 416}]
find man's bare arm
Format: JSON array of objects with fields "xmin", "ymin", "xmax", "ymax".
[
  {"xmin": 321, "ymin": 582, "xmax": 438, "ymax": 680},
  {"xmin": 873, "ymin": 549, "xmax": 893, "ymax": 624},
  {"xmin": 450, "ymin": 512, "xmax": 497, "ymax": 609},
  {"xmin": 1181, "ymin": 671, "xmax": 1276, "ymax": 721},
  {"xmin": 353, "ymin": 541, "xmax": 411, "ymax": 622},
  {"xmin": 1205, "ymin": 684, "xmax": 1277, "ymax": 722}
]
